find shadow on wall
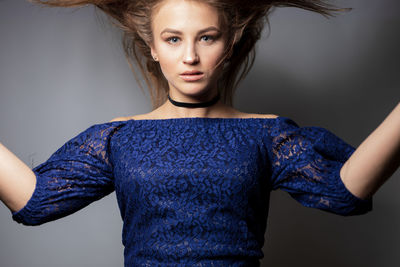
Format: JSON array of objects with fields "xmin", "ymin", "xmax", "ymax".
[{"xmin": 234, "ymin": 9, "xmax": 400, "ymax": 267}]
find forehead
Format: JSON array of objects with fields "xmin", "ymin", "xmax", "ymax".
[{"xmin": 152, "ymin": 0, "xmax": 222, "ymax": 32}]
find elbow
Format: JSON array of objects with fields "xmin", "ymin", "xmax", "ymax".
[
  {"xmin": 314, "ymin": 194, "xmax": 373, "ymax": 217},
  {"xmin": 12, "ymin": 219, "xmax": 46, "ymax": 226},
  {"xmin": 11, "ymin": 208, "xmax": 48, "ymax": 226},
  {"xmin": 334, "ymin": 196, "xmax": 373, "ymax": 217}
]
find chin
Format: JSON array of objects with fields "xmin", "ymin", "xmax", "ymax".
[{"xmin": 172, "ymin": 83, "xmax": 215, "ymax": 98}]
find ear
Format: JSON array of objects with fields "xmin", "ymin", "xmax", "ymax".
[{"xmin": 150, "ymin": 43, "xmax": 158, "ymax": 61}]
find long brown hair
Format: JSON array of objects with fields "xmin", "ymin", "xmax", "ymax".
[{"xmin": 29, "ymin": 0, "xmax": 348, "ymax": 109}]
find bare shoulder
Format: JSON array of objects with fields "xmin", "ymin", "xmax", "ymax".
[
  {"xmin": 109, "ymin": 116, "xmax": 129, "ymax": 122},
  {"xmin": 239, "ymin": 112, "xmax": 279, "ymax": 119},
  {"xmin": 109, "ymin": 113, "xmax": 154, "ymax": 122},
  {"xmin": 249, "ymin": 113, "xmax": 279, "ymax": 119},
  {"xmin": 109, "ymin": 112, "xmax": 279, "ymax": 121},
  {"xmin": 226, "ymin": 107, "xmax": 278, "ymax": 119}
]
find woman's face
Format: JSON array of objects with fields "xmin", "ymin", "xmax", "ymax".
[{"xmin": 150, "ymin": 0, "xmax": 227, "ymax": 100}]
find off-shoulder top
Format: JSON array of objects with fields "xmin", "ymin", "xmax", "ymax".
[{"xmin": 11, "ymin": 117, "xmax": 372, "ymax": 266}]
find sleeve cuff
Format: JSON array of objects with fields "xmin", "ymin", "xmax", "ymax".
[
  {"xmin": 11, "ymin": 172, "xmax": 48, "ymax": 226},
  {"xmin": 336, "ymin": 166, "xmax": 373, "ymax": 216}
]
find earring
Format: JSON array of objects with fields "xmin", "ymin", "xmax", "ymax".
[{"xmin": 153, "ymin": 55, "xmax": 158, "ymax": 61}]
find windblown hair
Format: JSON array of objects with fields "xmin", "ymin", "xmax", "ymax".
[{"xmin": 29, "ymin": 0, "xmax": 348, "ymax": 109}]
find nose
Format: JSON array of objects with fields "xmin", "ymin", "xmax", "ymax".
[{"xmin": 183, "ymin": 42, "xmax": 199, "ymax": 64}]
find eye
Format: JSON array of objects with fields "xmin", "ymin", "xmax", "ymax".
[
  {"xmin": 200, "ymin": 35, "xmax": 214, "ymax": 42},
  {"xmin": 166, "ymin": 36, "xmax": 180, "ymax": 44}
]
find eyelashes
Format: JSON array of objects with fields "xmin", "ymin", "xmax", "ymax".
[
  {"xmin": 165, "ymin": 35, "xmax": 218, "ymax": 45},
  {"xmin": 200, "ymin": 35, "xmax": 215, "ymax": 42},
  {"xmin": 166, "ymin": 36, "xmax": 180, "ymax": 44}
]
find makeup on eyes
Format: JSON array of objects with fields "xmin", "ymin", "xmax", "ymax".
[{"xmin": 164, "ymin": 34, "xmax": 218, "ymax": 44}]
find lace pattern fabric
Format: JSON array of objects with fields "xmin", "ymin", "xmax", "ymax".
[
  {"xmin": 11, "ymin": 117, "xmax": 372, "ymax": 266},
  {"xmin": 266, "ymin": 118, "xmax": 371, "ymax": 215},
  {"xmin": 11, "ymin": 123, "xmax": 124, "ymax": 225}
]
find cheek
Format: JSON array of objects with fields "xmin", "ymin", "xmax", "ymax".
[
  {"xmin": 156, "ymin": 49, "xmax": 177, "ymax": 77},
  {"xmin": 157, "ymin": 55, "xmax": 177, "ymax": 81},
  {"xmin": 202, "ymin": 45, "xmax": 226, "ymax": 67}
]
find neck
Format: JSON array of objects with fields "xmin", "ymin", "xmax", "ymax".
[{"xmin": 159, "ymin": 91, "xmax": 229, "ymax": 118}]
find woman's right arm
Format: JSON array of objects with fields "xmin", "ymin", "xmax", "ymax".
[
  {"xmin": 0, "ymin": 142, "xmax": 36, "ymax": 213},
  {"xmin": 3, "ymin": 122, "xmax": 122, "ymax": 226}
]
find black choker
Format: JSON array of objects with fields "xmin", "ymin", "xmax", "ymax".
[{"xmin": 167, "ymin": 92, "xmax": 220, "ymax": 108}]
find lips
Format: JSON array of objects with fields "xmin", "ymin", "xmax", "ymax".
[
  {"xmin": 180, "ymin": 70, "xmax": 204, "ymax": 81},
  {"xmin": 181, "ymin": 70, "xmax": 203, "ymax": 75}
]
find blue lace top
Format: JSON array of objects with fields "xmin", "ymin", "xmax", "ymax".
[{"xmin": 11, "ymin": 117, "xmax": 372, "ymax": 266}]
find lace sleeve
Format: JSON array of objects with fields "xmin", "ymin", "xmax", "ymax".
[
  {"xmin": 11, "ymin": 121, "xmax": 125, "ymax": 226},
  {"xmin": 266, "ymin": 118, "xmax": 372, "ymax": 216}
]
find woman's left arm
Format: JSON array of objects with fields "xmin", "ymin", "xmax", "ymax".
[{"xmin": 340, "ymin": 102, "xmax": 400, "ymax": 200}]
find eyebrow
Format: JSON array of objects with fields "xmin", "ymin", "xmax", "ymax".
[{"xmin": 160, "ymin": 26, "xmax": 221, "ymax": 35}]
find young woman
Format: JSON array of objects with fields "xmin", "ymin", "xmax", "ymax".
[{"xmin": 1, "ymin": 0, "xmax": 399, "ymax": 266}]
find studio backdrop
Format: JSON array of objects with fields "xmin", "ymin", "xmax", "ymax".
[{"xmin": 0, "ymin": 0, "xmax": 399, "ymax": 266}]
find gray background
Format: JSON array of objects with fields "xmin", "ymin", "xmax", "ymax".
[{"xmin": 0, "ymin": 0, "xmax": 399, "ymax": 266}]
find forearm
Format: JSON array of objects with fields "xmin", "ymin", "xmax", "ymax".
[
  {"xmin": 340, "ymin": 102, "xmax": 400, "ymax": 200},
  {"xmin": 0, "ymin": 142, "xmax": 36, "ymax": 212}
]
